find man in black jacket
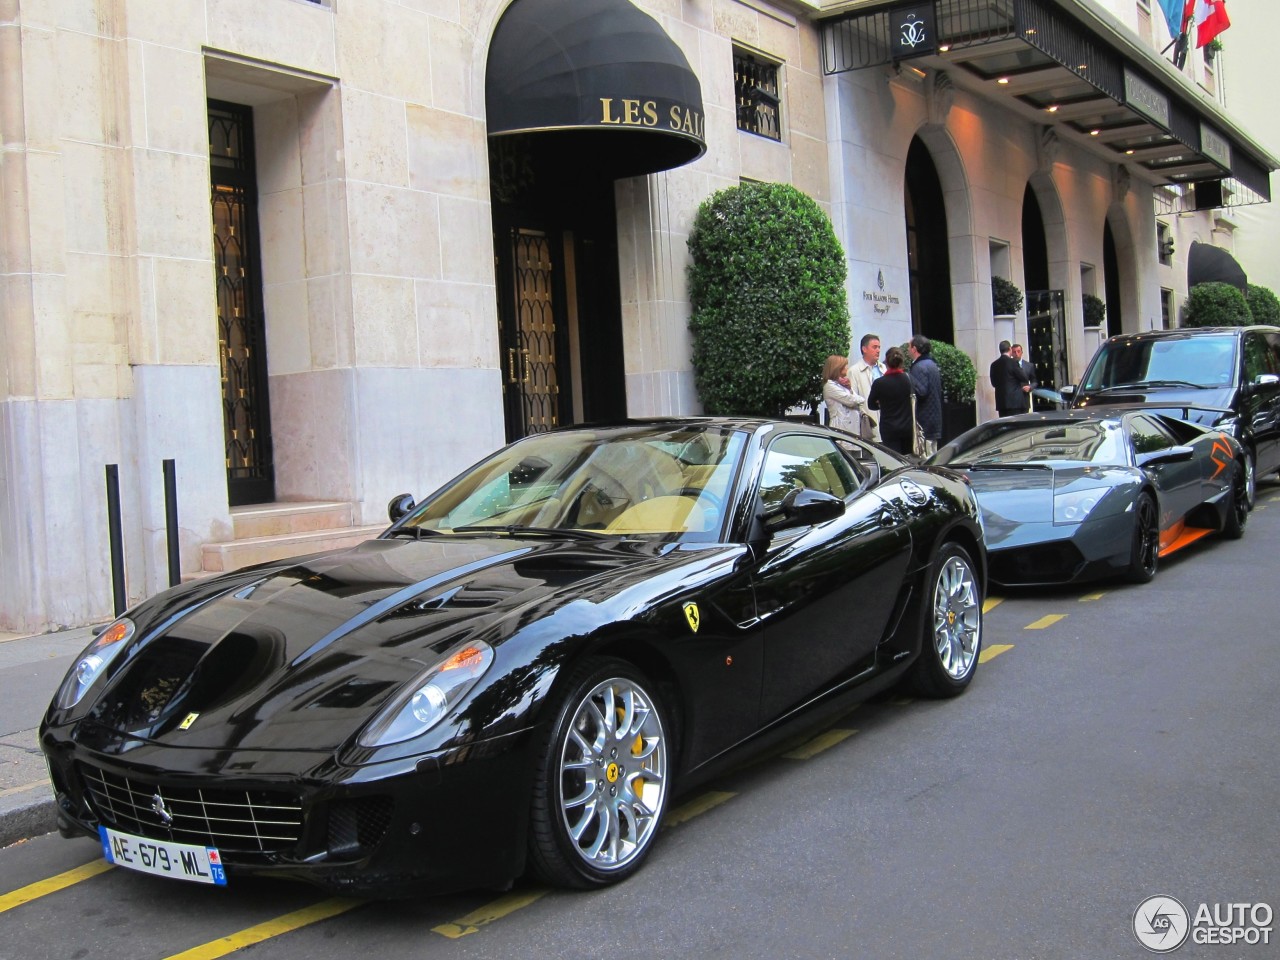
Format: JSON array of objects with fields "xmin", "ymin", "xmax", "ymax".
[{"xmin": 989, "ymin": 340, "xmax": 1030, "ymax": 417}]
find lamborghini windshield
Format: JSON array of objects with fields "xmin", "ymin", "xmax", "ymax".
[
  {"xmin": 940, "ymin": 420, "xmax": 1126, "ymax": 466},
  {"xmin": 400, "ymin": 425, "xmax": 745, "ymax": 542}
]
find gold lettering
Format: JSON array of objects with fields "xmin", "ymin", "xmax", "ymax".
[
  {"xmin": 642, "ymin": 100, "xmax": 658, "ymax": 126},
  {"xmin": 600, "ymin": 98, "xmax": 620, "ymax": 125},
  {"xmin": 669, "ymin": 105, "xmax": 682, "ymax": 130},
  {"xmin": 623, "ymin": 99, "xmax": 642, "ymax": 125}
]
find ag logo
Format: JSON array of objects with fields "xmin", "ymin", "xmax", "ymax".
[
  {"xmin": 1133, "ymin": 895, "xmax": 1190, "ymax": 953},
  {"xmin": 683, "ymin": 602, "xmax": 701, "ymax": 634}
]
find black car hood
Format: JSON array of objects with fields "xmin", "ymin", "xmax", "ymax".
[
  {"xmin": 71, "ymin": 536, "xmax": 730, "ymax": 756},
  {"xmin": 1075, "ymin": 386, "xmax": 1234, "ymax": 425}
]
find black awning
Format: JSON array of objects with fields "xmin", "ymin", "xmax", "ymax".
[
  {"xmin": 1188, "ymin": 241, "xmax": 1247, "ymax": 292},
  {"xmin": 486, "ymin": 0, "xmax": 706, "ymax": 179}
]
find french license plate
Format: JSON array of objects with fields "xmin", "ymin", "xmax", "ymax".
[{"xmin": 98, "ymin": 826, "xmax": 227, "ymax": 885}]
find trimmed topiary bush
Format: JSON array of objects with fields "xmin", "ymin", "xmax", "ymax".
[
  {"xmin": 687, "ymin": 182, "xmax": 850, "ymax": 416},
  {"xmin": 1246, "ymin": 284, "xmax": 1280, "ymax": 326},
  {"xmin": 932, "ymin": 341, "xmax": 977, "ymax": 404},
  {"xmin": 1083, "ymin": 293, "xmax": 1107, "ymax": 327},
  {"xmin": 992, "ymin": 276, "xmax": 1024, "ymax": 315},
  {"xmin": 1184, "ymin": 282, "xmax": 1252, "ymax": 327}
]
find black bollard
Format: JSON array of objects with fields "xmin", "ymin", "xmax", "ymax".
[
  {"xmin": 105, "ymin": 465, "xmax": 126, "ymax": 615},
  {"xmin": 163, "ymin": 459, "xmax": 179, "ymax": 587}
]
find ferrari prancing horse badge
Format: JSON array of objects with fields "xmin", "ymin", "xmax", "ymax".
[{"xmin": 683, "ymin": 602, "xmax": 700, "ymax": 634}]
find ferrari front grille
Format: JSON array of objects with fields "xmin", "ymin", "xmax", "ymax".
[{"xmin": 78, "ymin": 764, "xmax": 303, "ymax": 853}]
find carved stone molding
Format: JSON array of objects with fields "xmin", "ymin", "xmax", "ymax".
[
  {"xmin": 927, "ymin": 71, "xmax": 955, "ymax": 125},
  {"xmin": 1112, "ymin": 163, "xmax": 1131, "ymax": 203},
  {"xmin": 1038, "ymin": 126, "xmax": 1060, "ymax": 171}
]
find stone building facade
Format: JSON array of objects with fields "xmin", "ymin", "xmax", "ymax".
[{"xmin": 1, "ymin": 0, "xmax": 1273, "ymax": 632}]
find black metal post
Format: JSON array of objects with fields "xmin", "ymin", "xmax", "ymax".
[
  {"xmin": 163, "ymin": 459, "xmax": 180, "ymax": 587},
  {"xmin": 105, "ymin": 464, "xmax": 126, "ymax": 616}
]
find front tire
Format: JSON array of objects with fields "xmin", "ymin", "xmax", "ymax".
[
  {"xmin": 1222, "ymin": 460, "xmax": 1249, "ymax": 540},
  {"xmin": 528, "ymin": 659, "xmax": 671, "ymax": 888},
  {"xmin": 906, "ymin": 542, "xmax": 982, "ymax": 698},
  {"xmin": 1124, "ymin": 492, "xmax": 1159, "ymax": 584}
]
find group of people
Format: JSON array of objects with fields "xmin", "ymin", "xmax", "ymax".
[
  {"xmin": 989, "ymin": 340, "xmax": 1037, "ymax": 417},
  {"xmin": 822, "ymin": 333, "xmax": 942, "ymax": 457}
]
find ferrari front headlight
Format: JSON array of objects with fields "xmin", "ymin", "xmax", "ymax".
[
  {"xmin": 358, "ymin": 640, "xmax": 494, "ymax": 747},
  {"xmin": 56, "ymin": 618, "xmax": 136, "ymax": 709}
]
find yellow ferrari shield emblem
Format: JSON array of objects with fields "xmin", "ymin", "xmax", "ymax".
[
  {"xmin": 683, "ymin": 602, "xmax": 700, "ymax": 634},
  {"xmin": 178, "ymin": 712, "xmax": 200, "ymax": 730}
]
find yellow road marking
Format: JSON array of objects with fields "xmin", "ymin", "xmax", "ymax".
[
  {"xmin": 1079, "ymin": 592, "xmax": 1106, "ymax": 602},
  {"xmin": 432, "ymin": 888, "xmax": 550, "ymax": 940},
  {"xmin": 166, "ymin": 898, "xmax": 362, "ymax": 959},
  {"xmin": 982, "ymin": 597, "xmax": 1002, "ymax": 613},
  {"xmin": 782, "ymin": 728, "xmax": 857, "ymax": 760},
  {"xmin": 0, "ymin": 860, "xmax": 113, "ymax": 913},
  {"xmin": 979, "ymin": 644, "xmax": 1014, "ymax": 663},
  {"xmin": 666, "ymin": 790, "xmax": 735, "ymax": 827},
  {"xmin": 1025, "ymin": 614, "xmax": 1065, "ymax": 630}
]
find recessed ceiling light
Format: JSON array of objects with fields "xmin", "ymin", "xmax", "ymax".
[
  {"xmin": 1125, "ymin": 149, "xmax": 1135, "ymax": 155},
  {"xmin": 997, "ymin": 77, "xmax": 1010, "ymax": 85},
  {"xmin": 939, "ymin": 44, "xmax": 951, "ymax": 52},
  {"xmin": 1047, "ymin": 105, "xmax": 1059, "ymax": 113},
  {"xmin": 1090, "ymin": 129, "xmax": 1101, "ymax": 136}
]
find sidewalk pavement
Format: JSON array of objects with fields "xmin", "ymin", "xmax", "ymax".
[{"xmin": 0, "ymin": 625, "xmax": 97, "ymax": 848}]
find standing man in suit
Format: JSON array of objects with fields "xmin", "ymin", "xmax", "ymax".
[
  {"xmin": 989, "ymin": 340, "xmax": 1030, "ymax": 417},
  {"xmin": 1013, "ymin": 343, "xmax": 1036, "ymax": 413},
  {"xmin": 849, "ymin": 333, "xmax": 886, "ymax": 441}
]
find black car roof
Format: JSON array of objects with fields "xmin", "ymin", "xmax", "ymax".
[{"xmin": 1100, "ymin": 325, "xmax": 1280, "ymax": 345}]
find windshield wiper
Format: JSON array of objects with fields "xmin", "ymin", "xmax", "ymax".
[
  {"xmin": 1092, "ymin": 379, "xmax": 1207, "ymax": 391},
  {"xmin": 448, "ymin": 524, "xmax": 609, "ymax": 540}
]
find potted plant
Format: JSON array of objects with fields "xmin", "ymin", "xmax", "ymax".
[
  {"xmin": 1083, "ymin": 293, "xmax": 1107, "ymax": 328},
  {"xmin": 992, "ymin": 276, "xmax": 1024, "ymax": 317}
]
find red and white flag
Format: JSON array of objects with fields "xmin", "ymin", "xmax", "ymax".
[{"xmin": 1192, "ymin": 0, "xmax": 1231, "ymax": 48}]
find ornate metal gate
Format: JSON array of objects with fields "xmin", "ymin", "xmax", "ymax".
[
  {"xmin": 500, "ymin": 227, "xmax": 566, "ymax": 438},
  {"xmin": 209, "ymin": 100, "xmax": 274, "ymax": 505}
]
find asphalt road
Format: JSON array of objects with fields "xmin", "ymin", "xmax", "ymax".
[{"xmin": 3, "ymin": 482, "xmax": 1278, "ymax": 960}]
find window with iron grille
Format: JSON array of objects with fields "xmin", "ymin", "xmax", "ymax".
[{"xmin": 734, "ymin": 48, "xmax": 781, "ymax": 141}]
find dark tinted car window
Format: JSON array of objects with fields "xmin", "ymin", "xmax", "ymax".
[
  {"xmin": 1244, "ymin": 332, "xmax": 1278, "ymax": 382},
  {"xmin": 942, "ymin": 420, "xmax": 1125, "ymax": 464},
  {"xmin": 1129, "ymin": 415, "xmax": 1176, "ymax": 455},
  {"xmin": 1081, "ymin": 334, "xmax": 1237, "ymax": 389}
]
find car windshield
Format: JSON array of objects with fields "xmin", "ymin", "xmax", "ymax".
[
  {"xmin": 944, "ymin": 420, "xmax": 1125, "ymax": 465},
  {"xmin": 401, "ymin": 425, "xmax": 746, "ymax": 542},
  {"xmin": 1080, "ymin": 334, "xmax": 1237, "ymax": 391}
]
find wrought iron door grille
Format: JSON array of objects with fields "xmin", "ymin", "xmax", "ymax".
[
  {"xmin": 511, "ymin": 230, "xmax": 560, "ymax": 433},
  {"xmin": 79, "ymin": 764, "xmax": 303, "ymax": 853},
  {"xmin": 209, "ymin": 101, "xmax": 273, "ymax": 500}
]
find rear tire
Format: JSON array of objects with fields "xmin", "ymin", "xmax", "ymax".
[
  {"xmin": 527, "ymin": 658, "xmax": 671, "ymax": 888},
  {"xmin": 1124, "ymin": 493, "xmax": 1159, "ymax": 584},
  {"xmin": 1243, "ymin": 447, "xmax": 1257, "ymax": 510},
  {"xmin": 906, "ymin": 542, "xmax": 982, "ymax": 698}
]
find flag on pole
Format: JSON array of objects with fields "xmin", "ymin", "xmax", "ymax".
[
  {"xmin": 1192, "ymin": 0, "xmax": 1231, "ymax": 48},
  {"xmin": 1155, "ymin": 0, "xmax": 1191, "ymax": 40}
]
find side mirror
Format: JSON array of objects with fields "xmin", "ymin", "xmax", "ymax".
[
  {"xmin": 1058, "ymin": 384, "xmax": 1076, "ymax": 401},
  {"xmin": 1251, "ymin": 373, "xmax": 1279, "ymax": 390},
  {"xmin": 1137, "ymin": 445, "xmax": 1194, "ymax": 468},
  {"xmin": 762, "ymin": 487, "xmax": 846, "ymax": 532},
  {"xmin": 387, "ymin": 493, "xmax": 416, "ymax": 524}
]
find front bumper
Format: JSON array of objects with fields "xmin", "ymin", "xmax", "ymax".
[{"xmin": 40, "ymin": 723, "xmax": 538, "ymax": 897}]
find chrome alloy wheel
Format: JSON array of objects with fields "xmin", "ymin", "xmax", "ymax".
[
  {"xmin": 557, "ymin": 677, "xmax": 667, "ymax": 872},
  {"xmin": 932, "ymin": 554, "xmax": 981, "ymax": 680}
]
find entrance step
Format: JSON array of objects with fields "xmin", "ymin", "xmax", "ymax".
[{"xmin": 197, "ymin": 502, "xmax": 385, "ymax": 575}]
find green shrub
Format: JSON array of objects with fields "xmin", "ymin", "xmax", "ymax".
[
  {"xmin": 1082, "ymin": 293, "xmax": 1107, "ymax": 327},
  {"xmin": 1246, "ymin": 284, "xmax": 1280, "ymax": 326},
  {"xmin": 992, "ymin": 276, "xmax": 1024, "ymax": 315},
  {"xmin": 1184, "ymin": 282, "xmax": 1252, "ymax": 327},
  {"xmin": 898, "ymin": 339, "xmax": 976, "ymax": 405},
  {"xmin": 687, "ymin": 182, "xmax": 849, "ymax": 415}
]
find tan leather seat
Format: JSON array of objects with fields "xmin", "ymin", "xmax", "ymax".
[{"xmin": 604, "ymin": 496, "xmax": 707, "ymax": 534}]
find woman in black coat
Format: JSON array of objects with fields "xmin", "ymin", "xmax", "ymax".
[{"xmin": 867, "ymin": 346, "xmax": 915, "ymax": 455}]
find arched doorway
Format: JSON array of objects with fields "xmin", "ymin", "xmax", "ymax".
[
  {"xmin": 1022, "ymin": 182, "xmax": 1068, "ymax": 405},
  {"xmin": 904, "ymin": 136, "xmax": 954, "ymax": 344},
  {"xmin": 485, "ymin": 0, "xmax": 705, "ymax": 440}
]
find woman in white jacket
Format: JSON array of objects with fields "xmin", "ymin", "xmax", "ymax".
[{"xmin": 821, "ymin": 355, "xmax": 866, "ymax": 435}]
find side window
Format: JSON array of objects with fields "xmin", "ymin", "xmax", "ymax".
[
  {"xmin": 1244, "ymin": 333, "xmax": 1278, "ymax": 382},
  {"xmin": 1268, "ymin": 334, "xmax": 1280, "ymax": 375},
  {"xmin": 757, "ymin": 434, "xmax": 859, "ymax": 510},
  {"xmin": 1129, "ymin": 415, "xmax": 1175, "ymax": 456}
]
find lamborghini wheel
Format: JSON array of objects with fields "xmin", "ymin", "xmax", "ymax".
[{"xmin": 1124, "ymin": 493, "xmax": 1159, "ymax": 584}]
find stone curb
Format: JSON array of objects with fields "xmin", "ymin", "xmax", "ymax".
[{"xmin": 0, "ymin": 794, "xmax": 57, "ymax": 849}]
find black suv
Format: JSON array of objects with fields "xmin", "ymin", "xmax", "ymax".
[{"xmin": 1062, "ymin": 325, "xmax": 1280, "ymax": 505}]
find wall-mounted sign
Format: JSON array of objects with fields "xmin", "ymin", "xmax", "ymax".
[
  {"xmin": 1123, "ymin": 68, "xmax": 1170, "ymax": 128},
  {"xmin": 863, "ymin": 270, "xmax": 902, "ymax": 315},
  {"xmin": 892, "ymin": 3, "xmax": 936, "ymax": 61},
  {"xmin": 1199, "ymin": 122, "xmax": 1231, "ymax": 169}
]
